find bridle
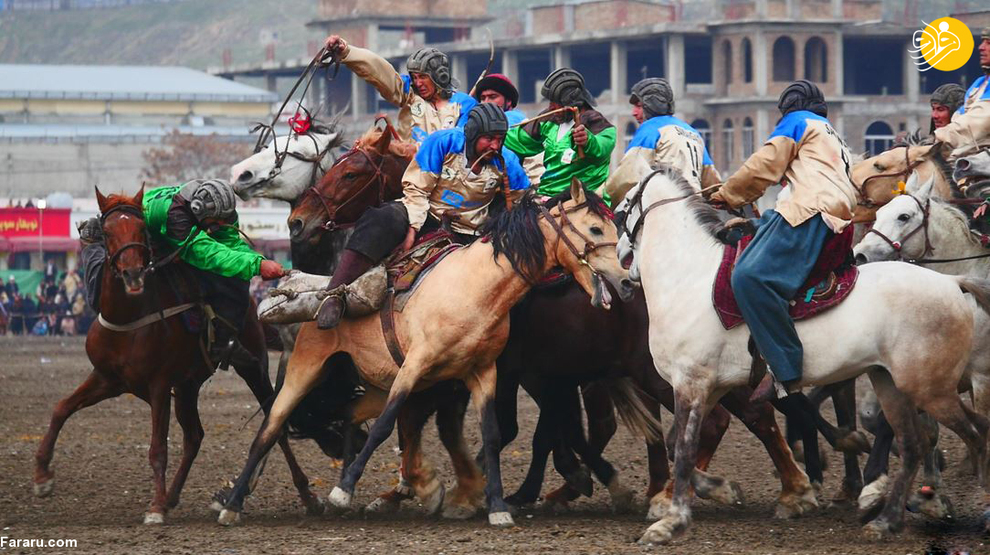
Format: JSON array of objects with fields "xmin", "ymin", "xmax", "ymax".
[
  {"xmin": 857, "ymin": 146, "xmax": 923, "ymax": 208},
  {"xmin": 101, "ymin": 204, "xmax": 153, "ymax": 278},
  {"xmin": 301, "ymin": 145, "xmax": 390, "ymax": 232},
  {"xmin": 617, "ymin": 168, "xmax": 720, "ymax": 248},
  {"xmin": 864, "ymin": 193, "xmax": 934, "ymax": 262},
  {"xmin": 251, "ymin": 123, "xmax": 338, "ymax": 189},
  {"xmin": 538, "ymin": 199, "xmax": 617, "ymax": 277}
]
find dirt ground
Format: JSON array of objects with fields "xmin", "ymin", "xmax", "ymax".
[{"xmin": 1, "ymin": 336, "xmax": 987, "ymax": 554}]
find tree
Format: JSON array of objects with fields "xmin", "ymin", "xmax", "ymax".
[{"xmin": 141, "ymin": 130, "xmax": 252, "ymax": 184}]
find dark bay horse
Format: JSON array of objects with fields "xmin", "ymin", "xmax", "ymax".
[
  {"xmin": 33, "ymin": 188, "xmax": 322, "ymax": 524},
  {"xmin": 282, "ymin": 127, "xmax": 821, "ymax": 520}
]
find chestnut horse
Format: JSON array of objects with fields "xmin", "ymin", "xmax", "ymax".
[{"xmin": 32, "ymin": 187, "xmax": 322, "ymax": 524}]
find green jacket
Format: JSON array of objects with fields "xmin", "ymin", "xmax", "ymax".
[
  {"xmin": 505, "ymin": 108, "xmax": 616, "ymax": 199},
  {"xmin": 143, "ymin": 185, "xmax": 263, "ymax": 281}
]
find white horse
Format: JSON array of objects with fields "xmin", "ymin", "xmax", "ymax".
[
  {"xmin": 230, "ymin": 119, "xmax": 346, "ymax": 203},
  {"xmin": 614, "ymin": 164, "xmax": 990, "ymax": 544}
]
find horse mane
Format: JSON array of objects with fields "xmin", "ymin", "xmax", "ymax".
[
  {"xmin": 481, "ymin": 194, "xmax": 547, "ymax": 284},
  {"xmin": 893, "ymin": 129, "xmax": 933, "ymax": 148},
  {"xmin": 930, "ymin": 197, "xmax": 986, "ymax": 248},
  {"xmin": 650, "ymin": 164, "xmax": 724, "ymax": 240},
  {"xmin": 354, "ymin": 127, "xmax": 418, "ymax": 160}
]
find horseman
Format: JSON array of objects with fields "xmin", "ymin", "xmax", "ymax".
[
  {"xmin": 504, "ymin": 68, "xmax": 616, "ymax": 199},
  {"xmin": 709, "ymin": 80, "xmax": 857, "ymax": 402},
  {"xmin": 314, "ymin": 103, "xmax": 530, "ymax": 329},
  {"xmin": 473, "ymin": 72, "xmax": 545, "ymax": 187},
  {"xmin": 929, "ymin": 83, "xmax": 966, "ymax": 134},
  {"xmin": 607, "ymin": 77, "xmax": 719, "ymax": 204},
  {"xmin": 323, "ymin": 35, "xmax": 477, "ymax": 144},
  {"xmin": 78, "ymin": 180, "xmax": 286, "ymax": 368},
  {"xmin": 933, "ymin": 27, "xmax": 990, "ymax": 157}
]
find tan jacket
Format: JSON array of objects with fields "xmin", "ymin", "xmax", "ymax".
[
  {"xmin": 720, "ymin": 111, "xmax": 857, "ymax": 232},
  {"xmin": 400, "ymin": 129, "xmax": 530, "ymax": 235},
  {"xmin": 340, "ymin": 45, "xmax": 476, "ymax": 143},
  {"xmin": 934, "ymin": 76, "xmax": 990, "ymax": 158}
]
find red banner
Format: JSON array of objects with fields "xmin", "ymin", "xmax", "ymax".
[{"xmin": 0, "ymin": 208, "xmax": 72, "ymax": 238}]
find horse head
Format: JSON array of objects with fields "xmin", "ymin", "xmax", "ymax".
[
  {"xmin": 850, "ymin": 143, "xmax": 948, "ymax": 222},
  {"xmin": 229, "ymin": 121, "xmax": 345, "ymax": 203},
  {"xmin": 287, "ymin": 117, "xmax": 411, "ymax": 247},
  {"xmin": 853, "ymin": 172, "xmax": 937, "ymax": 264},
  {"xmin": 95, "ymin": 185, "xmax": 150, "ymax": 296},
  {"xmin": 953, "ymin": 149, "xmax": 990, "ymax": 199},
  {"xmin": 541, "ymin": 179, "xmax": 634, "ymax": 309}
]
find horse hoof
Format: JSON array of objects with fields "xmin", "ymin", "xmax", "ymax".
[
  {"xmin": 365, "ymin": 496, "xmax": 402, "ymax": 514},
  {"xmin": 907, "ymin": 491, "xmax": 954, "ymax": 521},
  {"xmin": 564, "ymin": 467, "xmax": 594, "ymax": 497},
  {"xmin": 776, "ymin": 487, "xmax": 818, "ymax": 519},
  {"xmin": 862, "ymin": 519, "xmax": 893, "ymax": 541},
  {"xmin": 217, "ymin": 509, "xmax": 241, "ymax": 526},
  {"xmin": 33, "ymin": 479, "xmax": 55, "ymax": 498},
  {"xmin": 423, "ymin": 483, "xmax": 445, "ymax": 516},
  {"xmin": 488, "ymin": 511, "xmax": 515, "ymax": 528},
  {"xmin": 328, "ymin": 486, "xmax": 352, "ymax": 509},
  {"xmin": 638, "ymin": 519, "xmax": 678, "ymax": 546},
  {"xmin": 505, "ymin": 493, "xmax": 537, "ymax": 509},
  {"xmin": 143, "ymin": 512, "xmax": 165, "ymax": 525},
  {"xmin": 706, "ymin": 480, "xmax": 745, "ymax": 507},
  {"xmin": 647, "ymin": 492, "xmax": 672, "ymax": 521},
  {"xmin": 858, "ymin": 475, "xmax": 888, "ymax": 512},
  {"xmin": 836, "ymin": 430, "xmax": 871, "ymax": 455},
  {"xmin": 442, "ymin": 503, "xmax": 477, "ymax": 520},
  {"xmin": 305, "ymin": 495, "xmax": 326, "ymax": 516},
  {"xmin": 608, "ymin": 484, "xmax": 635, "ymax": 514}
]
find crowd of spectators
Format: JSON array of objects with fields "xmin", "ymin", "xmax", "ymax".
[{"xmin": 0, "ymin": 262, "xmax": 94, "ymax": 336}]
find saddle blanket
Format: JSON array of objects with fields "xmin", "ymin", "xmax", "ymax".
[{"xmin": 713, "ymin": 224, "xmax": 858, "ymax": 330}]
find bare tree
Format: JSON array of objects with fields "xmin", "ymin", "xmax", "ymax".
[{"xmin": 141, "ymin": 130, "xmax": 251, "ymax": 184}]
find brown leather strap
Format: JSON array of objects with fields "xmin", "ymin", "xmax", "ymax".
[
  {"xmin": 747, "ymin": 336, "xmax": 767, "ymax": 389},
  {"xmin": 379, "ymin": 289, "xmax": 405, "ymax": 366}
]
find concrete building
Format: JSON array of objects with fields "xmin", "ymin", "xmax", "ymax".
[{"xmin": 214, "ymin": 0, "xmax": 987, "ymax": 173}]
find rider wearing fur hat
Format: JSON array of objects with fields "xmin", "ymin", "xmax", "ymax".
[
  {"xmin": 709, "ymin": 80, "xmax": 857, "ymax": 402},
  {"xmin": 78, "ymin": 179, "xmax": 285, "ymax": 369},
  {"xmin": 314, "ymin": 103, "xmax": 530, "ymax": 330},
  {"xmin": 606, "ymin": 77, "xmax": 720, "ymax": 204},
  {"xmin": 324, "ymin": 35, "xmax": 477, "ymax": 144},
  {"xmin": 933, "ymin": 27, "xmax": 990, "ymax": 157},
  {"xmin": 504, "ymin": 68, "xmax": 616, "ymax": 199}
]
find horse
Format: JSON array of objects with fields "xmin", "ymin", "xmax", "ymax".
[
  {"xmin": 219, "ymin": 180, "xmax": 632, "ymax": 527},
  {"xmin": 32, "ymin": 187, "xmax": 323, "ymax": 524},
  {"xmin": 850, "ymin": 142, "xmax": 955, "ymax": 223},
  {"xmin": 616, "ymin": 164, "xmax": 990, "ymax": 544},
  {"xmin": 954, "ymin": 149, "xmax": 990, "ymax": 197}
]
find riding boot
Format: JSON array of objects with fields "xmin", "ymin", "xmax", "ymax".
[
  {"xmin": 316, "ymin": 249, "xmax": 375, "ymax": 330},
  {"xmin": 210, "ymin": 324, "xmax": 258, "ymax": 371},
  {"xmin": 749, "ymin": 371, "xmax": 798, "ymax": 403}
]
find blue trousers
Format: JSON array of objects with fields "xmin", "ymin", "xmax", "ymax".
[{"xmin": 730, "ymin": 210, "xmax": 832, "ymax": 383}]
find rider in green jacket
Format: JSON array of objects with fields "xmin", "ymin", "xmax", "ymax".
[{"xmin": 504, "ymin": 68, "xmax": 616, "ymax": 199}]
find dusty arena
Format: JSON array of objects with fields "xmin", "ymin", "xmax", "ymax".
[{"xmin": 1, "ymin": 336, "xmax": 986, "ymax": 554}]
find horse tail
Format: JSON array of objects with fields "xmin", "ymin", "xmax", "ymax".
[
  {"xmin": 602, "ymin": 378, "xmax": 663, "ymax": 444},
  {"xmin": 958, "ymin": 277, "xmax": 990, "ymax": 315}
]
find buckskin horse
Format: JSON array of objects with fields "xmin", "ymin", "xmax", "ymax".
[
  {"xmin": 617, "ymin": 164, "xmax": 990, "ymax": 544},
  {"xmin": 32, "ymin": 188, "xmax": 323, "ymax": 524},
  {"xmin": 220, "ymin": 180, "xmax": 633, "ymax": 527}
]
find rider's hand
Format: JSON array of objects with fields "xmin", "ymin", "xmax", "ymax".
[
  {"xmin": 324, "ymin": 35, "xmax": 348, "ymax": 57},
  {"xmin": 571, "ymin": 124, "xmax": 588, "ymax": 148},
  {"xmin": 401, "ymin": 226, "xmax": 417, "ymax": 252},
  {"xmin": 709, "ymin": 190, "xmax": 730, "ymax": 210},
  {"xmin": 975, "ymin": 200, "xmax": 990, "ymax": 219},
  {"xmin": 259, "ymin": 260, "xmax": 286, "ymax": 281}
]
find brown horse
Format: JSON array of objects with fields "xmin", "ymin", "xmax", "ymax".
[{"xmin": 32, "ymin": 187, "xmax": 322, "ymax": 524}]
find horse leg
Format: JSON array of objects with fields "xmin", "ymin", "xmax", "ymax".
[
  {"xmin": 33, "ymin": 371, "xmax": 123, "ymax": 497},
  {"xmin": 717, "ymin": 387, "xmax": 817, "ymax": 519},
  {"xmin": 544, "ymin": 383, "xmax": 616, "ymax": 508},
  {"xmin": 830, "ymin": 380, "xmax": 865, "ymax": 507},
  {"xmin": 164, "ymin": 381, "xmax": 205, "ymax": 511},
  {"xmin": 905, "ymin": 414, "xmax": 952, "ymax": 520},
  {"xmin": 437, "ymin": 385, "xmax": 485, "ymax": 520},
  {"xmin": 145, "ymin": 385, "xmax": 172, "ymax": 524},
  {"xmin": 231, "ymin": 331, "xmax": 323, "ymax": 515},
  {"xmin": 858, "ymin": 414, "xmax": 894, "ymax": 516},
  {"xmin": 639, "ymin": 385, "xmax": 710, "ymax": 545},
  {"xmin": 774, "ymin": 394, "xmax": 824, "ymax": 487},
  {"xmin": 505, "ymin": 388, "xmax": 557, "ymax": 507},
  {"xmin": 466, "ymin": 363, "xmax": 514, "ymax": 527},
  {"xmin": 219, "ymin": 328, "xmax": 336, "ymax": 525},
  {"xmin": 862, "ymin": 369, "xmax": 924, "ymax": 540}
]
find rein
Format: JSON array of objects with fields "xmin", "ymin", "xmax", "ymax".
[
  {"xmin": 864, "ymin": 193, "xmax": 934, "ymax": 261},
  {"xmin": 538, "ymin": 200, "xmax": 617, "ymax": 274},
  {"xmin": 857, "ymin": 146, "xmax": 923, "ymax": 208},
  {"xmin": 620, "ymin": 168, "xmax": 722, "ymax": 246},
  {"xmin": 304, "ymin": 145, "xmax": 390, "ymax": 231}
]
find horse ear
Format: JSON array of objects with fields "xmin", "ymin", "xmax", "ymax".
[
  {"xmin": 912, "ymin": 172, "xmax": 935, "ymax": 200},
  {"xmin": 133, "ymin": 183, "xmax": 146, "ymax": 207},
  {"xmin": 570, "ymin": 177, "xmax": 587, "ymax": 205},
  {"xmin": 95, "ymin": 186, "xmax": 108, "ymax": 212},
  {"xmin": 373, "ymin": 124, "xmax": 393, "ymax": 154}
]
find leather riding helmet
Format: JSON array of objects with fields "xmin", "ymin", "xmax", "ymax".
[
  {"xmin": 630, "ymin": 77, "xmax": 674, "ymax": 118},
  {"xmin": 407, "ymin": 47, "xmax": 456, "ymax": 96},
  {"xmin": 463, "ymin": 103, "xmax": 509, "ymax": 160},
  {"xmin": 473, "ymin": 73, "xmax": 520, "ymax": 109},
  {"xmin": 179, "ymin": 179, "xmax": 238, "ymax": 222},
  {"xmin": 778, "ymin": 79, "xmax": 828, "ymax": 117},
  {"xmin": 541, "ymin": 68, "xmax": 596, "ymax": 108}
]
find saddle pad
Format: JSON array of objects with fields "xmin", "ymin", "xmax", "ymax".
[
  {"xmin": 385, "ymin": 229, "xmax": 463, "ymax": 293},
  {"xmin": 713, "ymin": 225, "xmax": 858, "ymax": 330}
]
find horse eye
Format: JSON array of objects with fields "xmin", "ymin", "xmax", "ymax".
[
  {"xmin": 873, "ymin": 162, "xmax": 885, "ymax": 172},
  {"xmin": 590, "ymin": 226, "xmax": 604, "ymax": 236},
  {"xmin": 344, "ymin": 172, "xmax": 356, "ymax": 180},
  {"xmin": 897, "ymin": 213, "xmax": 910, "ymax": 222}
]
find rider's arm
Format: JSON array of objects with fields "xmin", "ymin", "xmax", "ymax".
[
  {"xmin": 505, "ymin": 121, "xmax": 546, "ymax": 159},
  {"xmin": 400, "ymin": 131, "xmax": 452, "ymax": 230},
  {"xmin": 700, "ymin": 145, "xmax": 722, "ymax": 190},
  {"xmin": 179, "ymin": 230, "xmax": 264, "ymax": 281},
  {"xmin": 340, "ymin": 45, "xmax": 410, "ymax": 108},
  {"xmin": 718, "ymin": 136, "xmax": 796, "ymax": 208},
  {"xmin": 579, "ymin": 111, "xmax": 616, "ymax": 163},
  {"xmin": 934, "ymin": 100, "xmax": 990, "ymax": 157},
  {"xmin": 502, "ymin": 148, "xmax": 532, "ymax": 203}
]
